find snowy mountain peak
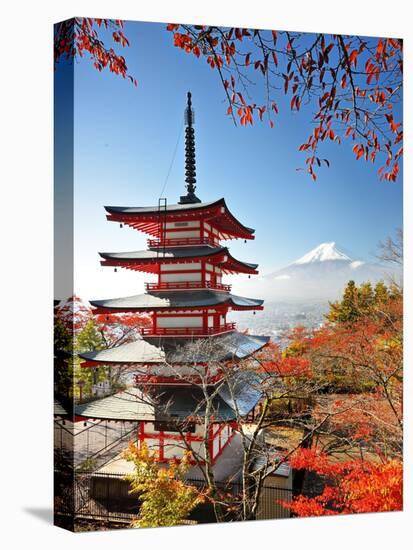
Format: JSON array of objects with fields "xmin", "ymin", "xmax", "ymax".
[{"xmin": 293, "ymin": 242, "xmax": 352, "ymax": 265}]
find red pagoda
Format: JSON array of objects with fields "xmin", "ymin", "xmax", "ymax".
[{"xmin": 78, "ymin": 92, "xmax": 269, "ymax": 466}]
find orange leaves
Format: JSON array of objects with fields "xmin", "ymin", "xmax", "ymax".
[
  {"xmin": 239, "ymin": 105, "xmax": 254, "ymax": 126},
  {"xmin": 112, "ymin": 30, "xmax": 129, "ymax": 47},
  {"xmin": 365, "ymin": 58, "xmax": 380, "ymax": 85},
  {"xmin": 262, "ymin": 356, "xmax": 312, "ymax": 378},
  {"xmin": 282, "ymin": 73, "xmax": 291, "ymax": 94},
  {"xmin": 290, "ymin": 95, "xmax": 301, "ymax": 111},
  {"xmin": 54, "ymin": 18, "xmax": 136, "ymax": 87},
  {"xmin": 173, "ymin": 32, "xmax": 192, "ymax": 51},
  {"xmin": 385, "ymin": 113, "xmax": 401, "ymax": 134},
  {"xmin": 348, "ymin": 49, "xmax": 359, "ymax": 67},
  {"xmin": 286, "ymin": 450, "xmax": 403, "ymax": 517},
  {"xmin": 165, "ymin": 26, "xmax": 402, "ymax": 183},
  {"xmin": 353, "ymin": 143, "xmax": 365, "ymax": 160},
  {"xmin": 376, "ymin": 38, "xmax": 385, "ymax": 60}
]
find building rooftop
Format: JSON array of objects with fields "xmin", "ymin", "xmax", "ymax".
[
  {"xmin": 75, "ymin": 370, "xmax": 262, "ymax": 422},
  {"xmin": 99, "ymin": 246, "xmax": 258, "ymax": 274},
  {"xmin": 104, "ymin": 198, "xmax": 255, "ymax": 240},
  {"xmin": 79, "ymin": 331, "xmax": 270, "ymax": 367},
  {"xmin": 90, "ymin": 290, "xmax": 263, "ymax": 312}
]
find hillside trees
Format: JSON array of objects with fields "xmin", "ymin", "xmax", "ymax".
[
  {"xmin": 281, "ymin": 274, "xmax": 402, "ymax": 515},
  {"xmin": 54, "ymin": 295, "xmax": 151, "ymax": 399},
  {"xmin": 286, "ymin": 449, "xmax": 402, "ymax": 516}
]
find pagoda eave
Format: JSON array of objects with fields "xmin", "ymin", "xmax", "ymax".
[
  {"xmin": 99, "ymin": 248, "xmax": 258, "ymax": 275},
  {"xmin": 92, "ymin": 304, "xmax": 263, "ymax": 315},
  {"xmin": 90, "ymin": 291, "xmax": 264, "ymax": 314},
  {"xmin": 80, "ymin": 359, "xmax": 165, "ymax": 369},
  {"xmin": 79, "ymin": 332, "xmax": 270, "ymax": 368},
  {"xmin": 105, "ymin": 198, "xmax": 255, "ymax": 241}
]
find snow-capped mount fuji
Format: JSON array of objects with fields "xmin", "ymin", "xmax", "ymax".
[
  {"xmin": 293, "ymin": 242, "xmax": 352, "ymax": 264},
  {"xmin": 236, "ymin": 242, "xmax": 396, "ymax": 302}
]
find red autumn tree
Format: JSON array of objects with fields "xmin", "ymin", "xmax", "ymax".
[
  {"xmin": 285, "ymin": 282, "xmax": 402, "ymax": 456},
  {"xmin": 54, "ymin": 18, "xmax": 137, "ymax": 86},
  {"xmin": 279, "ymin": 274, "xmax": 402, "ymax": 517},
  {"xmin": 167, "ymin": 24, "xmax": 403, "ymax": 181},
  {"xmin": 286, "ymin": 448, "xmax": 402, "ymax": 516}
]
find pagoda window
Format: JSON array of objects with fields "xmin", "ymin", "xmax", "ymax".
[
  {"xmin": 165, "ymin": 228, "xmax": 201, "ymax": 239},
  {"xmin": 160, "ymin": 271, "xmax": 202, "ymax": 283},
  {"xmin": 165, "ymin": 221, "xmax": 200, "ymax": 229},
  {"xmin": 157, "ymin": 315, "xmax": 203, "ymax": 328},
  {"xmin": 160, "ymin": 262, "xmax": 201, "ymax": 271}
]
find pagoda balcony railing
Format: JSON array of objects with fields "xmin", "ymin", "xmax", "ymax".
[
  {"xmin": 140, "ymin": 323, "xmax": 236, "ymax": 337},
  {"xmin": 145, "ymin": 281, "xmax": 232, "ymax": 292},
  {"xmin": 148, "ymin": 236, "xmax": 218, "ymax": 248}
]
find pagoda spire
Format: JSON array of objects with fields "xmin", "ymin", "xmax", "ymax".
[{"xmin": 179, "ymin": 91, "xmax": 201, "ymax": 204}]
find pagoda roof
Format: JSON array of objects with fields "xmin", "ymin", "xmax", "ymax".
[
  {"xmin": 79, "ymin": 331, "xmax": 269, "ymax": 367},
  {"xmin": 74, "ymin": 371, "xmax": 262, "ymax": 422},
  {"xmin": 75, "ymin": 388, "xmax": 154, "ymax": 421},
  {"xmin": 104, "ymin": 198, "xmax": 255, "ymax": 240},
  {"xmin": 90, "ymin": 290, "xmax": 263, "ymax": 312},
  {"xmin": 79, "ymin": 339, "xmax": 165, "ymax": 366},
  {"xmin": 54, "ymin": 399, "xmax": 68, "ymax": 417},
  {"xmin": 99, "ymin": 246, "xmax": 258, "ymax": 275}
]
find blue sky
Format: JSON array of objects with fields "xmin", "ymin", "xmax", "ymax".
[{"xmin": 55, "ymin": 20, "xmax": 403, "ymax": 299}]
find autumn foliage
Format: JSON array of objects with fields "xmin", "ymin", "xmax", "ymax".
[
  {"xmin": 286, "ymin": 449, "xmax": 402, "ymax": 516},
  {"xmin": 278, "ymin": 276, "xmax": 403, "ymax": 517},
  {"xmin": 54, "ymin": 18, "xmax": 137, "ymax": 86},
  {"xmin": 167, "ymin": 25, "xmax": 402, "ymax": 181},
  {"xmin": 123, "ymin": 441, "xmax": 203, "ymax": 528}
]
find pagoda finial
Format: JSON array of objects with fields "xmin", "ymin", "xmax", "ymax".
[{"xmin": 179, "ymin": 91, "xmax": 201, "ymax": 204}]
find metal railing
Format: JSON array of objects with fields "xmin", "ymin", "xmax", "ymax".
[
  {"xmin": 145, "ymin": 280, "xmax": 232, "ymax": 292},
  {"xmin": 54, "ymin": 419, "xmax": 138, "ymax": 471},
  {"xmin": 148, "ymin": 237, "xmax": 218, "ymax": 248},
  {"xmin": 54, "ymin": 471, "xmax": 294, "ymax": 526},
  {"xmin": 140, "ymin": 323, "xmax": 236, "ymax": 337}
]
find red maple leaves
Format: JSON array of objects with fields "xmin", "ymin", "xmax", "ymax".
[
  {"xmin": 286, "ymin": 449, "xmax": 402, "ymax": 516},
  {"xmin": 167, "ymin": 25, "xmax": 403, "ymax": 182},
  {"xmin": 54, "ymin": 18, "xmax": 137, "ymax": 87}
]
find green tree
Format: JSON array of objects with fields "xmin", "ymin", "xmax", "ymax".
[
  {"xmin": 74, "ymin": 320, "xmax": 106, "ymax": 400},
  {"xmin": 327, "ymin": 280, "xmax": 360, "ymax": 323},
  {"xmin": 123, "ymin": 441, "xmax": 203, "ymax": 528},
  {"xmin": 54, "ymin": 319, "xmax": 74, "ymax": 400},
  {"xmin": 358, "ymin": 282, "xmax": 374, "ymax": 314},
  {"xmin": 374, "ymin": 281, "xmax": 389, "ymax": 304},
  {"xmin": 75, "ymin": 319, "xmax": 104, "ymax": 352}
]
